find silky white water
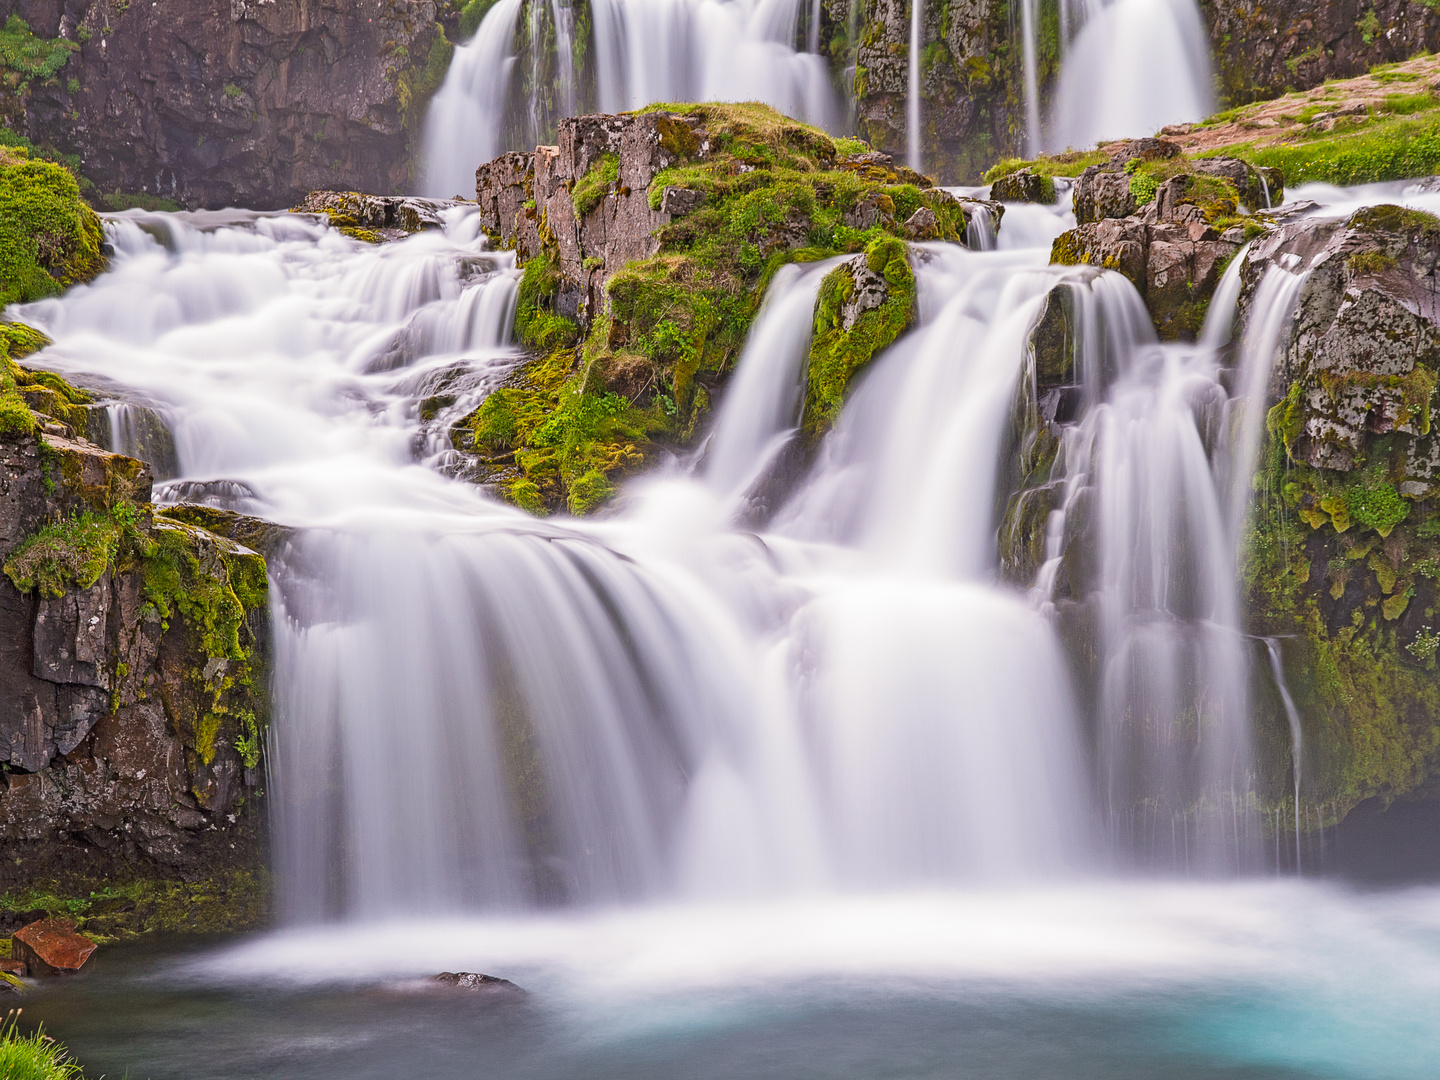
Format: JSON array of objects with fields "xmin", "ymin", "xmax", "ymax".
[
  {"xmin": 1043, "ymin": 0, "xmax": 1213, "ymax": 152},
  {"xmin": 4, "ymin": 160, "xmax": 1357, "ymax": 917},
  {"xmin": 422, "ymin": 0, "xmax": 839, "ymax": 198}
]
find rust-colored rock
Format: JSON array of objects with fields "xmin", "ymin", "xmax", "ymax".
[
  {"xmin": 11, "ymin": 919, "xmax": 96, "ymax": 976},
  {"xmin": 0, "ymin": 957, "xmax": 27, "ymax": 978}
]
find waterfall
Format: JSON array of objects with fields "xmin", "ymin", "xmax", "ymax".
[
  {"xmin": 1045, "ymin": 0, "xmax": 1213, "ymax": 151},
  {"xmin": 906, "ymin": 0, "xmax": 924, "ymax": 171},
  {"xmin": 701, "ymin": 258, "xmax": 841, "ymax": 497},
  {"xmin": 1265, "ymin": 638, "xmax": 1304, "ymax": 872},
  {"xmin": 1019, "ymin": 0, "xmax": 1041, "ymax": 156},
  {"xmin": 7, "ymin": 177, "xmax": 1322, "ymax": 921},
  {"xmin": 422, "ymin": 0, "xmax": 839, "ymax": 199}
]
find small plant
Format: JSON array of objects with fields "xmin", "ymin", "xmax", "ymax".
[
  {"xmin": 0, "ymin": 1010, "xmax": 85, "ymax": 1080},
  {"xmin": 223, "ymin": 82, "xmax": 243, "ymax": 98},
  {"xmin": 1406, "ymin": 626, "xmax": 1439, "ymax": 666}
]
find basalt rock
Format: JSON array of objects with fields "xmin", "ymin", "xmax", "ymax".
[
  {"xmin": 293, "ymin": 191, "xmax": 466, "ymax": 242},
  {"xmin": 0, "ymin": 332, "xmax": 272, "ymax": 915},
  {"xmin": 1234, "ymin": 203, "xmax": 1440, "ymax": 825},
  {"xmin": 989, "ymin": 168, "xmax": 1054, "ymax": 204},
  {"xmin": 475, "ymin": 110, "xmax": 713, "ymax": 326},
  {"xmin": 2, "ymin": 0, "xmax": 452, "ymax": 209}
]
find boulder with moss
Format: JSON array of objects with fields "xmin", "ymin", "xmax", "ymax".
[
  {"xmin": 0, "ymin": 150, "xmax": 106, "ymax": 308},
  {"xmin": 0, "ymin": 323, "xmax": 270, "ymax": 924},
  {"xmin": 460, "ymin": 103, "xmax": 993, "ymax": 513},
  {"xmin": 1236, "ymin": 204, "xmax": 1440, "ymax": 827},
  {"xmin": 292, "ymin": 190, "xmax": 466, "ymax": 243}
]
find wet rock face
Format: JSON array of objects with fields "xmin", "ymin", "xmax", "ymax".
[
  {"xmin": 0, "ymin": 375, "xmax": 270, "ymax": 894},
  {"xmin": 5, "ymin": 0, "xmax": 447, "ymax": 209}
]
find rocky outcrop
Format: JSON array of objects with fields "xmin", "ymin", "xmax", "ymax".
[
  {"xmin": 1237, "ymin": 203, "xmax": 1440, "ymax": 823},
  {"xmin": 1050, "ymin": 142, "xmax": 1279, "ymax": 338},
  {"xmin": 10, "ymin": 917, "xmax": 94, "ymax": 975},
  {"xmin": 293, "ymin": 190, "xmax": 465, "ymax": 241},
  {"xmin": 2, "ymin": 0, "xmax": 453, "ymax": 209},
  {"xmin": 0, "ymin": 327, "xmax": 270, "ymax": 917},
  {"xmin": 457, "ymin": 103, "xmax": 987, "ymax": 515}
]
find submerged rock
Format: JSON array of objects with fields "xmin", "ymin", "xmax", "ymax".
[
  {"xmin": 432, "ymin": 971, "xmax": 525, "ymax": 994},
  {"xmin": 10, "ymin": 919, "xmax": 95, "ymax": 976}
]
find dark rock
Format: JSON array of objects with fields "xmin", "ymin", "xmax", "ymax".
[
  {"xmin": 432, "ymin": 971, "xmax": 524, "ymax": 994},
  {"xmin": 293, "ymin": 192, "xmax": 465, "ymax": 241},
  {"xmin": 10, "ymin": 918, "xmax": 95, "ymax": 976},
  {"xmin": 8, "ymin": 0, "xmax": 450, "ymax": 209},
  {"xmin": 1239, "ymin": 204, "xmax": 1440, "ymax": 486},
  {"xmin": 1106, "ymin": 138, "xmax": 1182, "ymax": 168},
  {"xmin": 989, "ymin": 168, "xmax": 1054, "ymax": 204},
  {"xmin": 1072, "ymin": 168, "xmax": 1136, "ymax": 226},
  {"xmin": 659, "ymin": 187, "xmax": 706, "ymax": 217}
]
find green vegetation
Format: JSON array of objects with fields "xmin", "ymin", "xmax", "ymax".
[
  {"xmin": 2, "ymin": 505, "xmax": 130, "ymax": 596},
  {"xmin": 2, "ymin": 321, "xmax": 90, "ymax": 439},
  {"xmin": 0, "ymin": 871, "xmax": 270, "ymax": 942},
  {"xmin": 462, "ymin": 102, "xmax": 975, "ymax": 514},
  {"xmin": 1243, "ymin": 421, "xmax": 1440, "ymax": 818},
  {"xmin": 0, "ymin": 154, "xmax": 106, "ymax": 306},
  {"xmin": 99, "ymin": 191, "xmax": 182, "ymax": 212},
  {"xmin": 804, "ymin": 236, "xmax": 915, "ymax": 437},
  {"xmin": 0, "ymin": 1012, "xmax": 83, "ymax": 1080},
  {"xmin": 0, "ymin": 15, "xmax": 78, "ymax": 93},
  {"xmin": 982, "ymin": 149, "xmax": 1108, "ymax": 183},
  {"xmin": 572, "ymin": 152, "xmax": 620, "ymax": 217},
  {"xmin": 1245, "ymin": 114, "xmax": 1440, "ymax": 187}
]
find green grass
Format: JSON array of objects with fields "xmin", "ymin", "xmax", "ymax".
[
  {"xmin": 0, "ymin": 1012, "xmax": 84, "ymax": 1080},
  {"xmin": 1247, "ymin": 113, "xmax": 1440, "ymax": 186},
  {"xmin": 982, "ymin": 149, "xmax": 1108, "ymax": 183}
]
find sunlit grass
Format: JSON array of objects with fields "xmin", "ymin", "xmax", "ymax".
[{"xmin": 0, "ymin": 1011, "xmax": 85, "ymax": 1080}]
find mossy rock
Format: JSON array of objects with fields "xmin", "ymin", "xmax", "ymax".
[{"xmin": 0, "ymin": 157, "xmax": 106, "ymax": 306}]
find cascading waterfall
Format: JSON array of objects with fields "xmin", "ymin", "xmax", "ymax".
[
  {"xmin": 423, "ymin": 0, "xmax": 839, "ymax": 199},
  {"xmin": 7, "ymin": 171, "xmax": 1326, "ymax": 922}
]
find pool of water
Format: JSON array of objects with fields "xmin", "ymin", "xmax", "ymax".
[{"xmin": 17, "ymin": 881, "xmax": 1440, "ymax": 1079}]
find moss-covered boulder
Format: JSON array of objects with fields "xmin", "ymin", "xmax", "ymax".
[
  {"xmin": 463, "ymin": 102, "xmax": 983, "ymax": 514},
  {"xmin": 0, "ymin": 151, "xmax": 105, "ymax": 307},
  {"xmin": 0, "ymin": 326, "xmax": 271, "ymax": 929},
  {"xmin": 1237, "ymin": 204, "xmax": 1440, "ymax": 824}
]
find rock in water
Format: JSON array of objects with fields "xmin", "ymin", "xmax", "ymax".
[
  {"xmin": 0, "ymin": 958, "xmax": 27, "ymax": 978},
  {"xmin": 432, "ymin": 971, "xmax": 524, "ymax": 994},
  {"xmin": 10, "ymin": 919, "xmax": 96, "ymax": 976}
]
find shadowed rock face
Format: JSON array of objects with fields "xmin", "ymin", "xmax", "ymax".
[{"xmin": 2, "ymin": 0, "xmax": 448, "ymax": 209}]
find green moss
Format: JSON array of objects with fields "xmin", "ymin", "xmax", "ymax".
[
  {"xmin": 1243, "ymin": 424, "xmax": 1440, "ymax": 820},
  {"xmin": 2, "ymin": 504, "xmax": 130, "ymax": 597},
  {"xmin": 1347, "ymin": 248, "xmax": 1400, "ymax": 274},
  {"xmin": 981, "ymin": 150, "xmax": 1108, "ymax": 183},
  {"xmin": 514, "ymin": 252, "xmax": 581, "ymax": 349},
  {"xmin": 99, "ymin": 191, "xmax": 182, "ymax": 212},
  {"xmin": 0, "ymin": 871, "xmax": 269, "ymax": 942},
  {"xmin": 803, "ymin": 236, "xmax": 916, "ymax": 438},
  {"xmin": 0, "ymin": 156, "xmax": 106, "ymax": 306},
  {"xmin": 572, "ymin": 152, "xmax": 619, "ymax": 217}
]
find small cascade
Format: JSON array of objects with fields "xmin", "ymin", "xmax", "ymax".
[
  {"xmin": 423, "ymin": 0, "xmax": 838, "ymax": 199},
  {"xmin": 1027, "ymin": 254, "xmax": 1308, "ymax": 871},
  {"xmin": 906, "ymin": 0, "xmax": 924, "ymax": 171},
  {"xmin": 95, "ymin": 401, "xmax": 180, "ymax": 479},
  {"xmin": 1019, "ymin": 0, "xmax": 1042, "ymax": 155},
  {"xmin": 1265, "ymin": 638, "xmax": 1305, "ymax": 872},
  {"xmin": 701, "ymin": 258, "xmax": 841, "ymax": 498},
  {"xmin": 965, "ymin": 203, "xmax": 998, "ymax": 251},
  {"xmin": 421, "ymin": 0, "xmax": 524, "ymax": 199}
]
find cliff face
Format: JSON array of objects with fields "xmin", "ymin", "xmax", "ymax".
[
  {"xmin": 2, "ymin": 0, "xmax": 452, "ymax": 208},
  {"xmin": 1202, "ymin": 0, "xmax": 1440, "ymax": 106},
  {"xmin": 0, "ymin": 329, "xmax": 270, "ymax": 923}
]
